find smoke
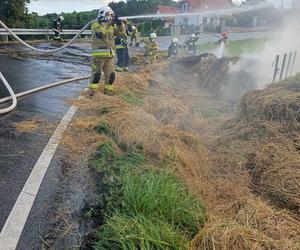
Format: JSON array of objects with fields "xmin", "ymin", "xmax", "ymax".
[{"xmin": 226, "ymin": 10, "xmax": 300, "ymax": 92}]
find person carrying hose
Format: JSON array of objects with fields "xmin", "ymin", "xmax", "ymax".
[
  {"xmin": 141, "ymin": 32, "xmax": 159, "ymax": 64},
  {"xmin": 115, "ymin": 19, "xmax": 129, "ymax": 72},
  {"xmin": 184, "ymin": 33, "xmax": 199, "ymax": 54},
  {"xmin": 168, "ymin": 37, "xmax": 179, "ymax": 58},
  {"xmin": 53, "ymin": 16, "xmax": 64, "ymax": 41},
  {"xmin": 89, "ymin": 6, "xmax": 125, "ymax": 96}
]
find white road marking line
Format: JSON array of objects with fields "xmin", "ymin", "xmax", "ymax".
[{"xmin": 0, "ymin": 105, "xmax": 77, "ymax": 250}]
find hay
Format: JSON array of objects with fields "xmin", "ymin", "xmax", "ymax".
[
  {"xmin": 61, "ymin": 61, "xmax": 300, "ymax": 249},
  {"xmin": 239, "ymin": 76, "xmax": 300, "ymax": 128},
  {"xmin": 14, "ymin": 119, "xmax": 39, "ymax": 133},
  {"xmin": 246, "ymin": 140, "xmax": 300, "ymax": 214}
]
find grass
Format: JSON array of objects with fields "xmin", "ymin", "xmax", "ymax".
[
  {"xmin": 122, "ymin": 172, "xmax": 205, "ymax": 235},
  {"xmin": 90, "ymin": 142, "xmax": 205, "ymax": 250},
  {"xmin": 94, "ymin": 171, "xmax": 205, "ymax": 250},
  {"xmin": 198, "ymin": 38, "xmax": 269, "ymax": 57},
  {"xmin": 121, "ymin": 90, "xmax": 144, "ymax": 106},
  {"xmin": 94, "ymin": 214, "xmax": 190, "ymax": 250}
]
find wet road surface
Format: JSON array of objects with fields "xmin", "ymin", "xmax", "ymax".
[{"xmin": 0, "ymin": 43, "xmax": 90, "ymax": 248}]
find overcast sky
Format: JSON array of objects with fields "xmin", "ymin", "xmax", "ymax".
[{"xmin": 28, "ymin": 0, "xmax": 292, "ymax": 15}]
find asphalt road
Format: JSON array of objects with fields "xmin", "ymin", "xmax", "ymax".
[{"xmin": 0, "ymin": 45, "xmax": 90, "ymax": 248}]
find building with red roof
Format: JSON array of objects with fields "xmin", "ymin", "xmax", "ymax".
[
  {"xmin": 175, "ymin": 0, "xmax": 233, "ymax": 28},
  {"xmin": 155, "ymin": 5, "xmax": 179, "ymax": 25}
]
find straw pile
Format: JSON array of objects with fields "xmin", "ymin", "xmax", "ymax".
[
  {"xmin": 168, "ymin": 54, "xmax": 257, "ymax": 101},
  {"xmin": 63, "ymin": 62, "xmax": 300, "ymax": 249},
  {"xmin": 246, "ymin": 139, "xmax": 300, "ymax": 214},
  {"xmin": 240, "ymin": 76, "xmax": 300, "ymax": 128}
]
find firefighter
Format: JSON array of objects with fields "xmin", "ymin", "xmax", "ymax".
[
  {"xmin": 89, "ymin": 6, "xmax": 125, "ymax": 95},
  {"xmin": 128, "ymin": 25, "xmax": 137, "ymax": 46},
  {"xmin": 184, "ymin": 33, "xmax": 199, "ymax": 54},
  {"xmin": 168, "ymin": 37, "xmax": 179, "ymax": 58},
  {"xmin": 221, "ymin": 31, "xmax": 229, "ymax": 45},
  {"xmin": 53, "ymin": 16, "xmax": 64, "ymax": 41},
  {"xmin": 143, "ymin": 32, "xmax": 159, "ymax": 64},
  {"xmin": 115, "ymin": 19, "xmax": 129, "ymax": 72}
]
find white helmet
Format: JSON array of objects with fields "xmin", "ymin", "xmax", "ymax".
[
  {"xmin": 171, "ymin": 37, "xmax": 178, "ymax": 44},
  {"xmin": 132, "ymin": 25, "xmax": 137, "ymax": 30},
  {"xmin": 191, "ymin": 34, "xmax": 196, "ymax": 38},
  {"xmin": 59, "ymin": 16, "xmax": 64, "ymax": 21},
  {"xmin": 150, "ymin": 33, "xmax": 157, "ymax": 39},
  {"xmin": 98, "ymin": 6, "xmax": 114, "ymax": 22}
]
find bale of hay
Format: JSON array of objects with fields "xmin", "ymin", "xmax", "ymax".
[
  {"xmin": 239, "ymin": 76, "xmax": 300, "ymax": 127},
  {"xmin": 246, "ymin": 140, "xmax": 300, "ymax": 214}
]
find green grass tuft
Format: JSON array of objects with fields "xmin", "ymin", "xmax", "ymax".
[
  {"xmin": 94, "ymin": 214, "xmax": 190, "ymax": 250},
  {"xmin": 121, "ymin": 91, "xmax": 144, "ymax": 106},
  {"xmin": 94, "ymin": 171, "xmax": 205, "ymax": 249},
  {"xmin": 97, "ymin": 122, "xmax": 113, "ymax": 137},
  {"xmin": 122, "ymin": 172, "xmax": 205, "ymax": 236},
  {"xmin": 99, "ymin": 106, "xmax": 110, "ymax": 115}
]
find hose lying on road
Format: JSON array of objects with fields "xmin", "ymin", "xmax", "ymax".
[
  {"xmin": 0, "ymin": 74, "xmax": 90, "ymax": 115},
  {"xmin": 0, "ymin": 19, "xmax": 95, "ymax": 54},
  {"xmin": 0, "ymin": 73, "xmax": 17, "ymax": 115}
]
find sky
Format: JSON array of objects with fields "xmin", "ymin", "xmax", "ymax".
[{"xmin": 28, "ymin": 0, "xmax": 292, "ymax": 15}]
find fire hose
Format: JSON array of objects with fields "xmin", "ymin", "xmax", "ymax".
[
  {"xmin": 0, "ymin": 19, "xmax": 95, "ymax": 115},
  {"xmin": 0, "ymin": 19, "xmax": 95, "ymax": 53},
  {"xmin": 0, "ymin": 75, "xmax": 90, "ymax": 115}
]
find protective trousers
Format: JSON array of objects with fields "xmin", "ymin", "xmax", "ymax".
[
  {"xmin": 89, "ymin": 57, "xmax": 115, "ymax": 91},
  {"xmin": 116, "ymin": 47, "xmax": 129, "ymax": 68}
]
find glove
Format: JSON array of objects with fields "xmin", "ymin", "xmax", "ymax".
[{"xmin": 95, "ymin": 31, "xmax": 103, "ymax": 39}]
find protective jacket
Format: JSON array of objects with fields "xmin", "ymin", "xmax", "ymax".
[
  {"xmin": 144, "ymin": 38, "xmax": 158, "ymax": 57},
  {"xmin": 168, "ymin": 43, "xmax": 179, "ymax": 58},
  {"xmin": 184, "ymin": 37, "xmax": 199, "ymax": 53},
  {"xmin": 91, "ymin": 20, "xmax": 125, "ymax": 57}
]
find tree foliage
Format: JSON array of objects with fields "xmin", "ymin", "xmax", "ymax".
[{"xmin": 0, "ymin": 0, "xmax": 33, "ymax": 27}]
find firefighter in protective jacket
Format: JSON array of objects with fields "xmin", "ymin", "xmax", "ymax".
[
  {"xmin": 89, "ymin": 6, "xmax": 125, "ymax": 95},
  {"xmin": 143, "ymin": 33, "xmax": 159, "ymax": 64}
]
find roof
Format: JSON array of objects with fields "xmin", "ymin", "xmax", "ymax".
[{"xmin": 156, "ymin": 5, "xmax": 179, "ymax": 14}]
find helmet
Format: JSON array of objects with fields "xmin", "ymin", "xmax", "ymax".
[
  {"xmin": 171, "ymin": 37, "xmax": 178, "ymax": 44},
  {"xmin": 98, "ymin": 6, "xmax": 115, "ymax": 22},
  {"xmin": 191, "ymin": 34, "xmax": 196, "ymax": 38},
  {"xmin": 150, "ymin": 33, "xmax": 157, "ymax": 39},
  {"xmin": 132, "ymin": 25, "xmax": 137, "ymax": 30},
  {"xmin": 59, "ymin": 16, "xmax": 64, "ymax": 21}
]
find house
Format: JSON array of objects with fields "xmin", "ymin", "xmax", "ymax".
[
  {"xmin": 175, "ymin": 0, "xmax": 233, "ymax": 28},
  {"xmin": 155, "ymin": 5, "xmax": 179, "ymax": 27}
]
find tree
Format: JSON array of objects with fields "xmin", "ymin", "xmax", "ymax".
[{"xmin": 0, "ymin": 0, "xmax": 31, "ymax": 27}]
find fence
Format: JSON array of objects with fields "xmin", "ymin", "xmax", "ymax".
[
  {"xmin": 0, "ymin": 28, "xmax": 92, "ymax": 41},
  {"xmin": 272, "ymin": 51, "xmax": 298, "ymax": 83}
]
